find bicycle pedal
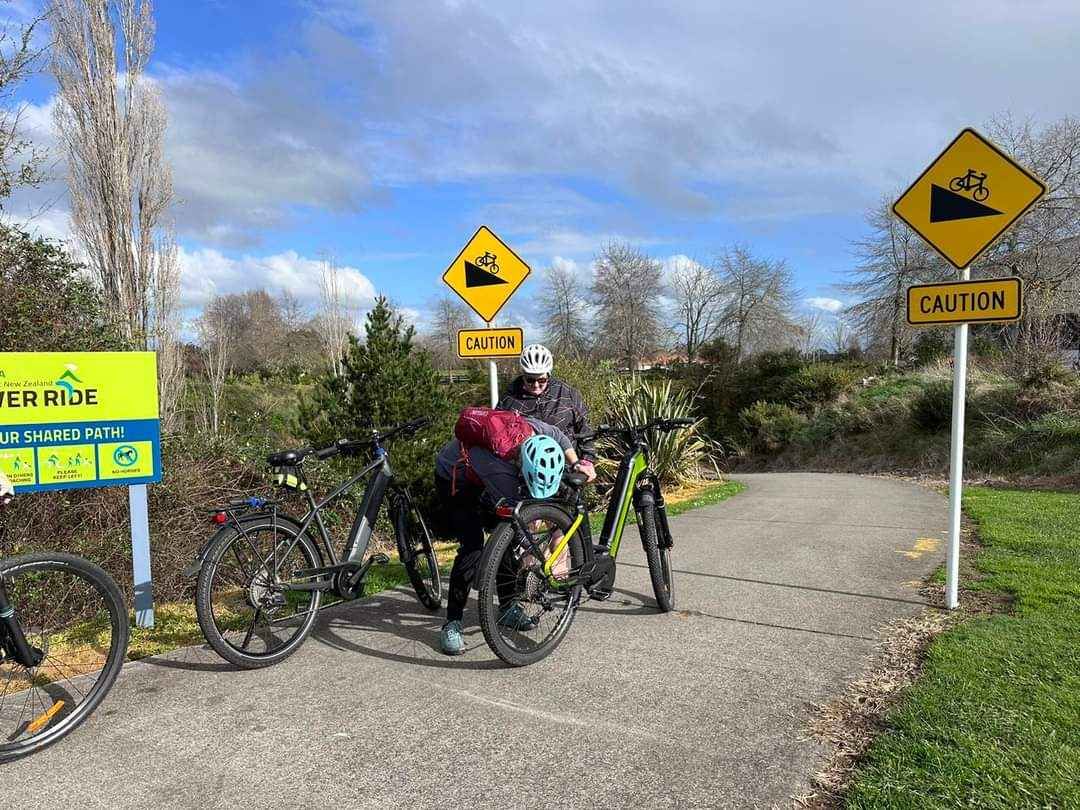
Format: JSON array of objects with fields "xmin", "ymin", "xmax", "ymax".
[{"xmin": 371, "ymin": 553, "xmax": 390, "ymax": 565}]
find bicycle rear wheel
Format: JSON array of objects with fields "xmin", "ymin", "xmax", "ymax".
[
  {"xmin": 195, "ymin": 517, "xmax": 323, "ymax": 669},
  {"xmin": 477, "ymin": 503, "xmax": 583, "ymax": 667},
  {"xmin": 394, "ymin": 495, "xmax": 443, "ymax": 610},
  {"xmin": 638, "ymin": 499, "xmax": 675, "ymax": 612},
  {"xmin": 0, "ymin": 552, "xmax": 128, "ymax": 763}
]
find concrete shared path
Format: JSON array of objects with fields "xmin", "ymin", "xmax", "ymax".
[{"xmin": 4, "ymin": 473, "xmax": 947, "ymax": 808}]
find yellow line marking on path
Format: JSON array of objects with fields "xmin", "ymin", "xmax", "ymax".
[{"xmin": 896, "ymin": 537, "xmax": 941, "ymax": 560}]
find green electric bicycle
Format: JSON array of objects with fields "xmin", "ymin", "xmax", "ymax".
[{"xmin": 476, "ymin": 417, "xmax": 693, "ymax": 667}]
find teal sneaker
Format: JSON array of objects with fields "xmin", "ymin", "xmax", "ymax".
[
  {"xmin": 440, "ymin": 620, "xmax": 465, "ymax": 655},
  {"xmin": 497, "ymin": 602, "xmax": 539, "ymax": 631}
]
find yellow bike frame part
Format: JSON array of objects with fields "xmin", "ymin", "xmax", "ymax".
[{"xmin": 543, "ymin": 512, "xmax": 584, "ymax": 581}]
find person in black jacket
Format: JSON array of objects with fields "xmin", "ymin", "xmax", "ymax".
[{"xmin": 497, "ymin": 344, "xmax": 596, "ymax": 462}]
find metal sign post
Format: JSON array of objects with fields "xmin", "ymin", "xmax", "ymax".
[
  {"xmin": 129, "ymin": 483, "xmax": 155, "ymax": 626},
  {"xmin": 487, "ymin": 322, "xmax": 499, "ymax": 407},
  {"xmin": 944, "ymin": 266, "xmax": 970, "ymax": 610}
]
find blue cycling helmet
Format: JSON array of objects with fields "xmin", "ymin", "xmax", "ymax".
[{"xmin": 520, "ymin": 434, "xmax": 565, "ymax": 498}]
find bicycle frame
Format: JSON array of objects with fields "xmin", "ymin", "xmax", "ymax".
[{"xmin": 526, "ymin": 436, "xmax": 664, "ymax": 587}]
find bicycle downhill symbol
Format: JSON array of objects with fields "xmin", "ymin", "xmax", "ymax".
[
  {"xmin": 949, "ymin": 169, "xmax": 990, "ymax": 201},
  {"xmin": 474, "ymin": 251, "xmax": 500, "ymax": 275}
]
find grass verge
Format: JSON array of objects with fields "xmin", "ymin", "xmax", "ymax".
[{"xmin": 844, "ymin": 487, "xmax": 1080, "ymax": 809}]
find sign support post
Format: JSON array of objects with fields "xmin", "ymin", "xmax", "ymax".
[
  {"xmin": 129, "ymin": 483, "xmax": 155, "ymax": 627},
  {"xmin": 487, "ymin": 321, "xmax": 499, "ymax": 407},
  {"xmin": 945, "ymin": 265, "xmax": 970, "ymax": 610}
]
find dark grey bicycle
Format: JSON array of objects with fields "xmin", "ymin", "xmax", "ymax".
[{"xmin": 190, "ymin": 418, "xmax": 442, "ymax": 669}]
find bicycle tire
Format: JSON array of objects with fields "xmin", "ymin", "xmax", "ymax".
[
  {"xmin": 394, "ymin": 495, "xmax": 443, "ymax": 610},
  {"xmin": 0, "ymin": 552, "xmax": 128, "ymax": 764},
  {"xmin": 638, "ymin": 502, "xmax": 675, "ymax": 612},
  {"xmin": 195, "ymin": 517, "xmax": 323, "ymax": 669},
  {"xmin": 477, "ymin": 503, "xmax": 583, "ymax": 667}
]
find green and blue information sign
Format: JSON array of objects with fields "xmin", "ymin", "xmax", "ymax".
[{"xmin": 0, "ymin": 352, "xmax": 161, "ymax": 493}]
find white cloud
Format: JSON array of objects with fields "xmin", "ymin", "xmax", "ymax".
[
  {"xmin": 177, "ymin": 247, "xmax": 377, "ymax": 313},
  {"xmin": 805, "ymin": 296, "xmax": 844, "ymax": 313}
]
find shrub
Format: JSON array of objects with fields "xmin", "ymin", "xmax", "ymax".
[
  {"xmin": 0, "ymin": 225, "xmax": 125, "ymax": 351},
  {"xmin": 911, "ymin": 380, "xmax": 954, "ymax": 432},
  {"xmin": 738, "ymin": 401, "xmax": 807, "ymax": 453},
  {"xmin": 913, "ymin": 329, "xmax": 952, "ymax": 365},
  {"xmin": 601, "ymin": 377, "xmax": 721, "ymax": 488},
  {"xmin": 779, "ymin": 363, "xmax": 859, "ymax": 410}
]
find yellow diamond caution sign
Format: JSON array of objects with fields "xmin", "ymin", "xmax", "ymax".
[
  {"xmin": 457, "ymin": 327, "xmax": 524, "ymax": 359},
  {"xmin": 893, "ymin": 128, "xmax": 1046, "ymax": 269},
  {"xmin": 907, "ymin": 277, "xmax": 1022, "ymax": 326},
  {"xmin": 442, "ymin": 225, "xmax": 531, "ymax": 323}
]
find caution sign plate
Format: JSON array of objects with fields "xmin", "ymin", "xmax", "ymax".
[
  {"xmin": 907, "ymin": 277, "xmax": 1023, "ymax": 326},
  {"xmin": 442, "ymin": 225, "xmax": 531, "ymax": 323},
  {"xmin": 893, "ymin": 128, "xmax": 1046, "ymax": 269},
  {"xmin": 457, "ymin": 327, "xmax": 524, "ymax": 359}
]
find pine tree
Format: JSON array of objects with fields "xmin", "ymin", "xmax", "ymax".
[{"xmin": 299, "ymin": 296, "xmax": 452, "ymax": 506}]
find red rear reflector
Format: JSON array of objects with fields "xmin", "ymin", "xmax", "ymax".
[
  {"xmin": 212, "ymin": 512, "xmax": 227, "ymax": 524},
  {"xmin": 495, "ymin": 505, "xmax": 514, "ymax": 518}
]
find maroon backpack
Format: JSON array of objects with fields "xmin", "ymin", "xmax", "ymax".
[
  {"xmin": 454, "ymin": 407, "xmax": 535, "ymax": 459},
  {"xmin": 450, "ymin": 407, "xmax": 535, "ymax": 494}
]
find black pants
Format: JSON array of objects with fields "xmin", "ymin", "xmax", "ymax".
[
  {"xmin": 435, "ymin": 474, "xmax": 490, "ymax": 623},
  {"xmin": 435, "ymin": 473, "xmax": 521, "ymax": 623}
]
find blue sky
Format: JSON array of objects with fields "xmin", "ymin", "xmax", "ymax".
[{"xmin": 8, "ymin": 0, "xmax": 1080, "ymax": 336}]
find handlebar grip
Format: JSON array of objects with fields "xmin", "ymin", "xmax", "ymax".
[{"xmin": 315, "ymin": 443, "xmax": 342, "ymax": 460}]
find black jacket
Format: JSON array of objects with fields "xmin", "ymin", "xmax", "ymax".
[{"xmin": 497, "ymin": 376, "xmax": 596, "ymax": 460}]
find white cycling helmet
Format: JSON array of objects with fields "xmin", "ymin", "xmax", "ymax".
[{"xmin": 520, "ymin": 344, "xmax": 553, "ymax": 375}]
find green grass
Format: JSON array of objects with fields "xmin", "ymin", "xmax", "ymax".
[{"xmin": 846, "ymin": 487, "xmax": 1080, "ymax": 809}]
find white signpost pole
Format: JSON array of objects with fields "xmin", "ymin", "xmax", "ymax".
[
  {"xmin": 945, "ymin": 265, "xmax": 971, "ymax": 610},
  {"xmin": 128, "ymin": 483, "xmax": 155, "ymax": 628},
  {"xmin": 487, "ymin": 320, "xmax": 498, "ymax": 407}
]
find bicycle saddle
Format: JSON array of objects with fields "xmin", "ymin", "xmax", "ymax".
[
  {"xmin": 267, "ymin": 448, "xmax": 308, "ymax": 466},
  {"xmin": 564, "ymin": 470, "xmax": 590, "ymax": 489}
]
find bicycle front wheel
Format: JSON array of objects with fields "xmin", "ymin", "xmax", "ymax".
[
  {"xmin": 394, "ymin": 495, "xmax": 443, "ymax": 611},
  {"xmin": 0, "ymin": 552, "xmax": 128, "ymax": 764},
  {"xmin": 195, "ymin": 517, "xmax": 323, "ymax": 669},
  {"xmin": 638, "ymin": 501, "xmax": 675, "ymax": 612},
  {"xmin": 477, "ymin": 503, "xmax": 583, "ymax": 667}
]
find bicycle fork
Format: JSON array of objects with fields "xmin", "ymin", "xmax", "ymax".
[{"xmin": 0, "ymin": 580, "xmax": 43, "ymax": 668}]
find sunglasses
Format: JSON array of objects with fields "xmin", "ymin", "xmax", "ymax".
[{"xmin": 523, "ymin": 375, "xmax": 550, "ymax": 388}]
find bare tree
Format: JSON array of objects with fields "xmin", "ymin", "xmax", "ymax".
[
  {"xmin": 197, "ymin": 295, "xmax": 237, "ymax": 436},
  {"xmin": 539, "ymin": 262, "xmax": 589, "ymax": 359},
  {"xmin": 51, "ymin": 0, "xmax": 183, "ymax": 427},
  {"xmin": 669, "ymin": 257, "xmax": 723, "ymax": 361},
  {"xmin": 979, "ymin": 115, "xmax": 1080, "ymax": 374},
  {"xmin": 316, "ymin": 255, "xmax": 356, "ymax": 377},
  {"xmin": 590, "ymin": 242, "xmax": 664, "ymax": 371},
  {"xmin": 0, "ymin": 4, "xmax": 46, "ymax": 205},
  {"xmin": 796, "ymin": 309, "xmax": 825, "ymax": 359},
  {"xmin": 842, "ymin": 198, "xmax": 940, "ymax": 366},
  {"xmin": 715, "ymin": 245, "xmax": 799, "ymax": 362},
  {"xmin": 426, "ymin": 294, "xmax": 473, "ymax": 371},
  {"xmin": 277, "ymin": 289, "xmax": 306, "ymax": 331}
]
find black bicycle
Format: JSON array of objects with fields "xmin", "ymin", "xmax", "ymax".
[
  {"xmin": 475, "ymin": 418, "xmax": 692, "ymax": 666},
  {"xmin": 0, "ymin": 483, "xmax": 129, "ymax": 762},
  {"xmin": 191, "ymin": 418, "xmax": 442, "ymax": 669}
]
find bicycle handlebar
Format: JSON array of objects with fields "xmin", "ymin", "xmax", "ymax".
[
  {"xmin": 303, "ymin": 418, "xmax": 432, "ymax": 462},
  {"xmin": 576, "ymin": 417, "xmax": 695, "ymax": 441}
]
